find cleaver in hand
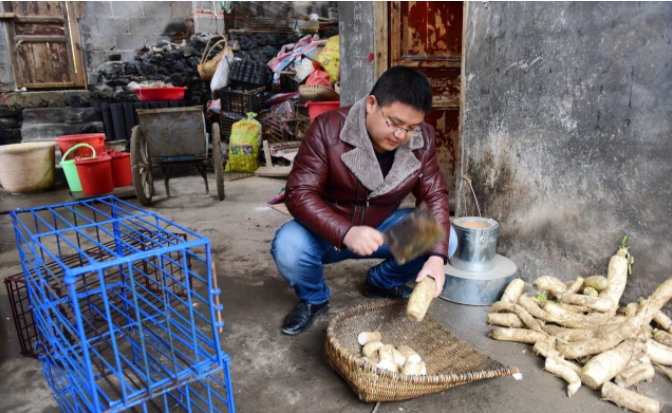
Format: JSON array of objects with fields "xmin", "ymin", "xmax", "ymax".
[{"xmin": 383, "ymin": 204, "xmax": 446, "ymax": 265}]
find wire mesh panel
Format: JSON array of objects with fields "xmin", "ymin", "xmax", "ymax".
[
  {"xmin": 5, "ymin": 232, "xmax": 191, "ymax": 360},
  {"xmin": 259, "ymin": 112, "xmax": 310, "ymax": 143},
  {"xmin": 5, "ymin": 274, "xmax": 39, "ymax": 357},
  {"xmin": 11, "ymin": 196, "xmax": 235, "ymax": 413}
]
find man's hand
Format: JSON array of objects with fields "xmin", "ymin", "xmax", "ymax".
[
  {"xmin": 416, "ymin": 256, "xmax": 446, "ymax": 297},
  {"xmin": 343, "ymin": 226, "xmax": 384, "ymax": 256}
]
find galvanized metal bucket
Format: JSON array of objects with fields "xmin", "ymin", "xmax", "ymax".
[
  {"xmin": 451, "ymin": 216, "xmax": 499, "ymax": 272},
  {"xmin": 440, "ymin": 254, "xmax": 518, "ymax": 306}
]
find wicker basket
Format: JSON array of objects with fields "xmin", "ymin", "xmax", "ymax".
[
  {"xmin": 299, "ymin": 84, "xmax": 340, "ymax": 102},
  {"xmin": 198, "ymin": 38, "xmax": 229, "ymax": 81},
  {"xmin": 325, "ymin": 300, "xmax": 517, "ymax": 402}
]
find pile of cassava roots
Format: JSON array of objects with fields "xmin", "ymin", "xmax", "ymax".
[
  {"xmin": 357, "ymin": 331, "xmax": 427, "ymax": 375},
  {"xmin": 488, "ymin": 237, "xmax": 672, "ymax": 413}
]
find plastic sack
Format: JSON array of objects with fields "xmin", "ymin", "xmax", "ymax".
[
  {"xmin": 316, "ymin": 36, "xmax": 340, "ymax": 83},
  {"xmin": 210, "ymin": 53, "xmax": 235, "ymax": 92},
  {"xmin": 268, "ymin": 35, "xmax": 319, "ymax": 73},
  {"xmin": 225, "ymin": 112, "xmax": 261, "ymax": 173},
  {"xmin": 295, "ymin": 57, "xmax": 315, "ymax": 82},
  {"xmin": 305, "ymin": 62, "xmax": 332, "ymax": 88}
]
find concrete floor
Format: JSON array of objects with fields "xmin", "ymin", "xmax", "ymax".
[{"xmin": 0, "ymin": 174, "xmax": 670, "ymax": 413}]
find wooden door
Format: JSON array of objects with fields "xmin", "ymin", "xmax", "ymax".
[
  {"xmin": 377, "ymin": 2, "xmax": 464, "ymax": 197},
  {"xmin": 3, "ymin": 1, "xmax": 86, "ymax": 89}
]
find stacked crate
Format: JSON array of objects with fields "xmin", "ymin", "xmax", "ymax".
[{"xmin": 10, "ymin": 196, "xmax": 235, "ymax": 413}]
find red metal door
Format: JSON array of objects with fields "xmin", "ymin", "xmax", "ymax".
[{"xmin": 387, "ymin": 1, "xmax": 463, "ymax": 194}]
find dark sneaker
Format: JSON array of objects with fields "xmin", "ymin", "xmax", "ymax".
[
  {"xmin": 281, "ymin": 300, "xmax": 330, "ymax": 336},
  {"xmin": 362, "ymin": 281, "xmax": 413, "ymax": 299}
]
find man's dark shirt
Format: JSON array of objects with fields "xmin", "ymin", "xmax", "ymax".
[{"xmin": 374, "ymin": 148, "xmax": 396, "ymax": 178}]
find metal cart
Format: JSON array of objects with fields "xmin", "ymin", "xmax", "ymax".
[{"xmin": 130, "ymin": 106, "xmax": 224, "ymax": 205}]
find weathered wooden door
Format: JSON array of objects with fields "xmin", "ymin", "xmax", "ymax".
[
  {"xmin": 377, "ymin": 2, "xmax": 464, "ymax": 197},
  {"xmin": 3, "ymin": 1, "xmax": 86, "ymax": 89}
]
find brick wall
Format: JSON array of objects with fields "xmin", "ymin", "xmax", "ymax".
[{"xmin": 79, "ymin": 1, "xmax": 193, "ymax": 80}]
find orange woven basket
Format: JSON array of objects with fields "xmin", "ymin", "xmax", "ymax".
[{"xmin": 325, "ymin": 300, "xmax": 518, "ymax": 402}]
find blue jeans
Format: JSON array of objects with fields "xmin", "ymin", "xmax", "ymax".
[{"xmin": 271, "ymin": 209, "xmax": 458, "ymax": 305}]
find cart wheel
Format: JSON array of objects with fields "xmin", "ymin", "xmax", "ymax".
[
  {"xmin": 130, "ymin": 126, "xmax": 154, "ymax": 206},
  {"xmin": 211, "ymin": 123, "xmax": 225, "ymax": 201}
]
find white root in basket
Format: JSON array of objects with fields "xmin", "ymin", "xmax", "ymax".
[
  {"xmin": 363, "ymin": 341, "xmax": 384, "ymax": 358},
  {"xmin": 392, "ymin": 348, "xmax": 406, "ymax": 367},
  {"xmin": 357, "ymin": 331, "xmax": 382, "ymax": 346},
  {"xmin": 396, "ymin": 345, "xmax": 422, "ymax": 364},
  {"xmin": 402, "ymin": 361, "xmax": 427, "ymax": 375}
]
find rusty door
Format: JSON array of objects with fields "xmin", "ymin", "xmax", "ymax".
[
  {"xmin": 378, "ymin": 2, "xmax": 464, "ymax": 195},
  {"xmin": 3, "ymin": 1, "xmax": 86, "ymax": 89}
]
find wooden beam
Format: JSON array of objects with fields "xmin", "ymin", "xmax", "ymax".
[
  {"xmin": 374, "ymin": 2, "xmax": 388, "ymax": 79},
  {"xmin": 254, "ymin": 166, "xmax": 292, "ymax": 178},
  {"xmin": 23, "ymin": 82, "xmax": 77, "ymax": 88},
  {"xmin": 73, "ymin": 1, "xmax": 84, "ymax": 19},
  {"xmin": 14, "ymin": 35, "xmax": 68, "ymax": 42},
  {"xmin": 393, "ymin": 58, "xmax": 462, "ymax": 69},
  {"xmin": 3, "ymin": 1, "xmax": 23, "ymax": 88},
  {"xmin": 262, "ymin": 140, "xmax": 272, "ymax": 167},
  {"xmin": 0, "ymin": 12, "xmax": 15, "ymax": 18},
  {"xmin": 66, "ymin": 1, "xmax": 87, "ymax": 87},
  {"xmin": 14, "ymin": 16, "xmax": 65, "ymax": 24},
  {"xmin": 389, "ymin": 1, "xmax": 401, "ymax": 67}
]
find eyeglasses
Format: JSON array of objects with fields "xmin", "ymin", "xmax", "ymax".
[{"xmin": 378, "ymin": 105, "xmax": 421, "ymax": 136}]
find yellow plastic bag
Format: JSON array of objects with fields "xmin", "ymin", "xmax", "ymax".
[
  {"xmin": 316, "ymin": 35, "xmax": 340, "ymax": 83},
  {"xmin": 225, "ymin": 113, "xmax": 261, "ymax": 173}
]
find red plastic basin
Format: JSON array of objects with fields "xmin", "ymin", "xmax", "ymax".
[
  {"xmin": 306, "ymin": 101, "xmax": 340, "ymax": 122},
  {"xmin": 55, "ymin": 134, "xmax": 106, "ymax": 159},
  {"xmin": 134, "ymin": 87, "xmax": 187, "ymax": 102},
  {"xmin": 74, "ymin": 154, "xmax": 114, "ymax": 196},
  {"xmin": 109, "ymin": 151, "xmax": 132, "ymax": 188}
]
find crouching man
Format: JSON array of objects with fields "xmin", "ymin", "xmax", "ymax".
[{"xmin": 271, "ymin": 67, "xmax": 454, "ymax": 335}]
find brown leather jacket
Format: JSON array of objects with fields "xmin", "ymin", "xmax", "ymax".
[{"xmin": 285, "ymin": 98, "xmax": 450, "ymax": 257}]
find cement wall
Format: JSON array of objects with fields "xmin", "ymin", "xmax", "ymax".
[
  {"xmin": 459, "ymin": 2, "xmax": 672, "ymax": 305},
  {"xmin": 78, "ymin": 1, "xmax": 192, "ymax": 81},
  {"xmin": 0, "ymin": 1, "xmax": 235, "ymax": 89},
  {"xmin": 338, "ymin": 1, "xmax": 376, "ymax": 106}
]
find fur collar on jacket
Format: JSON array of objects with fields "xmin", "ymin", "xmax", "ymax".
[{"xmin": 339, "ymin": 98, "xmax": 424, "ymax": 198}]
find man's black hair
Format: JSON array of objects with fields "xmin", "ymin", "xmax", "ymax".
[{"xmin": 370, "ymin": 66, "xmax": 433, "ymax": 115}]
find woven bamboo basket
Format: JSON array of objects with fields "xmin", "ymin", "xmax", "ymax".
[
  {"xmin": 198, "ymin": 38, "xmax": 229, "ymax": 81},
  {"xmin": 298, "ymin": 84, "xmax": 340, "ymax": 102},
  {"xmin": 325, "ymin": 300, "xmax": 518, "ymax": 402}
]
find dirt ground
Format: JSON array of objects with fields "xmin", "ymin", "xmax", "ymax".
[{"xmin": 0, "ymin": 174, "xmax": 670, "ymax": 413}]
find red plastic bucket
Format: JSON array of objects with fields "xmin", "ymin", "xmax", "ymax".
[
  {"xmin": 109, "ymin": 151, "xmax": 132, "ymax": 187},
  {"xmin": 75, "ymin": 154, "xmax": 114, "ymax": 196},
  {"xmin": 55, "ymin": 134, "xmax": 106, "ymax": 158},
  {"xmin": 306, "ymin": 101, "xmax": 340, "ymax": 122}
]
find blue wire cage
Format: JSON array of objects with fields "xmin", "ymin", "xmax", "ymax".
[{"xmin": 11, "ymin": 196, "xmax": 235, "ymax": 413}]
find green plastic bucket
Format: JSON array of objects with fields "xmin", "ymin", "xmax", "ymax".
[{"xmin": 60, "ymin": 143, "xmax": 95, "ymax": 192}]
